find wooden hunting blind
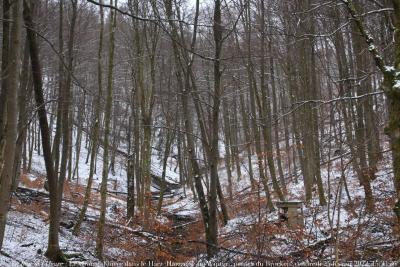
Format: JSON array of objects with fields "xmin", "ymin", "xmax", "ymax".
[{"xmin": 276, "ymin": 201, "xmax": 304, "ymax": 228}]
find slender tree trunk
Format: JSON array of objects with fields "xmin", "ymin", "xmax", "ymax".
[
  {"xmin": 268, "ymin": 41, "xmax": 286, "ymax": 194},
  {"xmin": 57, "ymin": 0, "xmax": 77, "ymax": 217},
  {"xmin": 0, "ymin": 0, "xmax": 11, "ymax": 156},
  {"xmin": 222, "ymin": 100, "xmax": 233, "ymax": 200},
  {"xmin": 203, "ymin": 1, "xmax": 224, "ymax": 257},
  {"xmin": 388, "ymin": 0, "xmax": 400, "ymax": 220},
  {"xmin": 127, "ymin": 114, "xmax": 135, "ymax": 217},
  {"xmin": 163, "ymin": 0, "xmax": 216, "ymax": 257},
  {"xmin": 239, "ymin": 93, "xmax": 255, "ymax": 190},
  {"xmin": 73, "ymin": 33, "xmax": 103, "ymax": 237},
  {"xmin": 11, "ymin": 38, "xmax": 31, "ymax": 192},
  {"xmin": 51, "ymin": 0, "xmax": 64, "ymax": 178},
  {"xmin": 0, "ymin": 0, "xmax": 22, "ymax": 249},
  {"xmin": 244, "ymin": 1, "xmax": 274, "ymax": 210},
  {"xmin": 73, "ymin": 93, "xmax": 85, "ymax": 182},
  {"xmin": 231, "ymin": 93, "xmax": 242, "ymax": 181},
  {"xmin": 96, "ymin": 0, "xmax": 116, "ymax": 259},
  {"xmin": 156, "ymin": 128, "xmax": 174, "ymax": 215},
  {"xmin": 23, "ymin": 0, "xmax": 65, "ymax": 261},
  {"xmin": 309, "ymin": 26, "xmax": 326, "ymax": 206},
  {"xmin": 259, "ymin": 0, "xmax": 284, "ymax": 201}
]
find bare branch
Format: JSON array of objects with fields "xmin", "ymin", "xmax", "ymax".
[
  {"xmin": 340, "ymin": 0, "xmax": 388, "ymax": 74},
  {"xmin": 86, "ymin": 0, "xmax": 213, "ymax": 27}
]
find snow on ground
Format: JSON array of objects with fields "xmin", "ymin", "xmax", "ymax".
[
  {"xmin": 30, "ymin": 140, "xmax": 128, "ymax": 193},
  {"xmin": 215, "ymin": 144, "xmax": 398, "ymax": 262},
  {"xmin": 1, "ymin": 124, "xmax": 398, "ymax": 264},
  {"xmin": 151, "ymin": 160, "xmax": 180, "ymax": 185},
  {"xmin": 164, "ymin": 189, "xmax": 198, "ymax": 217},
  {"xmin": 1, "ymin": 211, "xmax": 100, "ymax": 267},
  {"xmin": 29, "ymin": 133, "xmax": 182, "ymax": 195},
  {"xmin": 0, "ymin": 129, "xmax": 187, "ymax": 265}
]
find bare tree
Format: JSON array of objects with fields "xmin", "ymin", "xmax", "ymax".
[
  {"xmin": 0, "ymin": 0, "xmax": 22, "ymax": 249},
  {"xmin": 23, "ymin": 0, "xmax": 66, "ymax": 262},
  {"xmin": 73, "ymin": 0, "xmax": 105, "ymax": 236},
  {"xmin": 96, "ymin": 0, "xmax": 117, "ymax": 259}
]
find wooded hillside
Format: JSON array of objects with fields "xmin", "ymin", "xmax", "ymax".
[{"xmin": 0, "ymin": 0, "xmax": 399, "ymax": 265}]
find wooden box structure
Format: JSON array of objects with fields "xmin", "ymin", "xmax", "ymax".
[{"xmin": 276, "ymin": 201, "xmax": 304, "ymax": 228}]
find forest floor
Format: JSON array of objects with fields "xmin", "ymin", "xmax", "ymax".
[{"xmin": 1, "ymin": 141, "xmax": 400, "ymax": 266}]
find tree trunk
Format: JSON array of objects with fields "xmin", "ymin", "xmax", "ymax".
[
  {"xmin": 0, "ymin": 0, "xmax": 11, "ymax": 158},
  {"xmin": 23, "ymin": 0, "xmax": 65, "ymax": 262},
  {"xmin": 51, "ymin": 0, "xmax": 64, "ymax": 179},
  {"xmin": 244, "ymin": 1, "xmax": 274, "ymax": 210},
  {"xmin": 57, "ymin": 0, "xmax": 77, "ymax": 218},
  {"xmin": 222, "ymin": 100, "xmax": 233, "ymax": 200},
  {"xmin": 269, "ymin": 51, "xmax": 286, "ymax": 193},
  {"xmin": 388, "ymin": 0, "xmax": 400, "ymax": 220},
  {"xmin": 96, "ymin": 0, "xmax": 116, "ymax": 259},
  {"xmin": 11, "ymin": 38, "xmax": 31, "ymax": 192},
  {"xmin": 72, "ymin": 93, "xmax": 85, "ymax": 182},
  {"xmin": 73, "ymin": 37, "xmax": 103, "ymax": 237},
  {"xmin": 0, "ymin": 0, "xmax": 22, "ymax": 249},
  {"xmin": 163, "ymin": 0, "xmax": 215, "ymax": 257},
  {"xmin": 126, "ymin": 114, "xmax": 135, "ymax": 217},
  {"xmin": 156, "ymin": 128, "xmax": 174, "ymax": 215},
  {"xmin": 259, "ymin": 0, "xmax": 284, "ymax": 201},
  {"xmin": 239, "ymin": 93, "xmax": 256, "ymax": 190}
]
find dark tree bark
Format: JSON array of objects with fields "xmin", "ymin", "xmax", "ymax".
[
  {"xmin": 163, "ymin": 0, "xmax": 218, "ymax": 258},
  {"xmin": 23, "ymin": 0, "xmax": 66, "ymax": 262},
  {"xmin": 58, "ymin": 0, "xmax": 77, "ymax": 215},
  {"xmin": 0, "ymin": 0, "xmax": 11, "ymax": 150},
  {"xmin": 11, "ymin": 38, "xmax": 31, "ymax": 192},
  {"xmin": 96, "ymin": 0, "xmax": 117, "ymax": 259},
  {"xmin": 0, "ymin": 0, "xmax": 22, "ymax": 249},
  {"xmin": 73, "ymin": 1, "xmax": 104, "ymax": 232}
]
